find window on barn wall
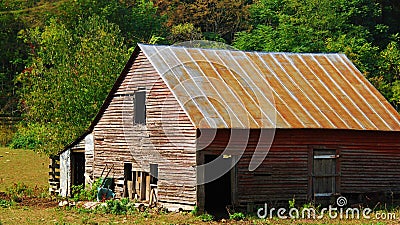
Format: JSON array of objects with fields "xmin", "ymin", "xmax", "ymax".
[
  {"xmin": 134, "ymin": 88, "xmax": 146, "ymax": 124},
  {"xmin": 312, "ymin": 149, "xmax": 340, "ymax": 199},
  {"xmin": 150, "ymin": 163, "xmax": 158, "ymax": 185}
]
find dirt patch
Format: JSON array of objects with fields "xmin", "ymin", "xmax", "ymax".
[
  {"xmin": 0, "ymin": 191, "xmax": 10, "ymax": 201},
  {"xmin": 18, "ymin": 197, "xmax": 59, "ymax": 209},
  {"xmin": 1, "ymin": 192, "xmax": 58, "ymax": 209}
]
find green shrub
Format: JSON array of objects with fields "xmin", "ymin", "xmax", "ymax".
[
  {"xmin": 0, "ymin": 199, "xmax": 14, "ymax": 208},
  {"xmin": 95, "ymin": 198, "xmax": 137, "ymax": 215},
  {"xmin": 230, "ymin": 212, "xmax": 245, "ymax": 221},
  {"xmin": 71, "ymin": 179, "xmax": 101, "ymax": 201},
  {"xmin": 9, "ymin": 124, "xmax": 44, "ymax": 150},
  {"xmin": 289, "ymin": 197, "xmax": 296, "ymax": 208},
  {"xmin": 5, "ymin": 182, "xmax": 34, "ymax": 201},
  {"xmin": 198, "ymin": 213, "xmax": 214, "ymax": 222},
  {"xmin": 71, "ymin": 184, "xmax": 90, "ymax": 202},
  {"xmin": 190, "ymin": 206, "xmax": 199, "ymax": 216}
]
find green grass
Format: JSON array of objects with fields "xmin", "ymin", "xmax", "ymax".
[
  {"xmin": 0, "ymin": 147, "xmax": 48, "ymax": 191},
  {"xmin": 0, "ymin": 147, "xmax": 399, "ymax": 224},
  {"xmin": 0, "ymin": 207, "xmax": 206, "ymax": 225}
]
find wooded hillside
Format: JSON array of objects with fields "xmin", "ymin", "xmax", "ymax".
[{"xmin": 1, "ymin": 0, "xmax": 399, "ymax": 154}]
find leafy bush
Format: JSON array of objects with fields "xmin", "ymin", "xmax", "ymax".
[
  {"xmin": 5, "ymin": 182, "xmax": 34, "ymax": 202},
  {"xmin": 9, "ymin": 124, "xmax": 44, "ymax": 150},
  {"xmin": 198, "ymin": 213, "xmax": 214, "ymax": 222},
  {"xmin": 71, "ymin": 179, "xmax": 101, "ymax": 202},
  {"xmin": 230, "ymin": 212, "xmax": 245, "ymax": 221},
  {"xmin": 0, "ymin": 199, "xmax": 13, "ymax": 208},
  {"xmin": 289, "ymin": 197, "xmax": 296, "ymax": 208},
  {"xmin": 190, "ymin": 206, "xmax": 199, "ymax": 216},
  {"xmin": 95, "ymin": 198, "xmax": 137, "ymax": 215},
  {"xmin": 71, "ymin": 184, "xmax": 89, "ymax": 202}
]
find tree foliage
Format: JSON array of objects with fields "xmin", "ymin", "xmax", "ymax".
[
  {"xmin": 14, "ymin": 15, "xmax": 128, "ymax": 154},
  {"xmin": 0, "ymin": 0, "xmax": 400, "ymax": 152},
  {"xmin": 0, "ymin": 12, "xmax": 27, "ymax": 115},
  {"xmin": 156, "ymin": 0, "xmax": 250, "ymax": 42}
]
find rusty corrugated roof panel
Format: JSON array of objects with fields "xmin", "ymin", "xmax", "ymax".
[{"xmin": 140, "ymin": 44, "xmax": 400, "ymax": 131}]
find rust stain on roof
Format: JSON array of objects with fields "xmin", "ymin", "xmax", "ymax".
[{"xmin": 140, "ymin": 44, "xmax": 400, "ymax": 131}]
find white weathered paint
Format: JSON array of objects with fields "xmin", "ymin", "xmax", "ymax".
[
  {"xmin": 59, "ymin": 149, "xmax": 71, "ymax": 197},
  {"xmin": 85, "ymin": 133, "xmax": 94, "ymax": 185},
  {"xmin": 85, "ymin": 133, "xmax": 94, "ymax": 152}
]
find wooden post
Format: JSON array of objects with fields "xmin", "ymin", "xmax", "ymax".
[
  {"xmin": 140, "ymin": 172, "xmax": 146, "ymax": 200},
  {"xmin": 135, "ymin": 171, "xmax": 140, "ymax": 200},
  {"xmin": 145, "ymin": 174, "xmax": 151, "ymax": 201},
  {"xmin": 127, "ymin": 181, "xmax": 133, "ymax": 199}
]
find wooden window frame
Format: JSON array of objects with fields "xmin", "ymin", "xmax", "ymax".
[
  {"xmin": 134, "ymin": 88, "xmax": 146, "ymax": 125},
  {"xmin": 307, "ymin": 145, "xmax": 341, "ymax": 201}
]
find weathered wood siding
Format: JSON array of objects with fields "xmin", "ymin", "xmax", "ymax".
[
  {"xmin": 84, "ymin": 133, "xmax": 94, "ymax": 181},
  {"xmin": 92, "ymin": 51, "xmax": 197, "ymax": 208},
  {"xmin": 199, "ymin": 129, "xmax": 400, "ymax": 206}
]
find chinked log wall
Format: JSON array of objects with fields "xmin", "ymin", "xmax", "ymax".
[
  {"xmin": 200, "ymin": 129, "xmax": 400, "ymax": 206},
  {"xmin": 92, "ymin": 51, "xmax": 197, "ymax": 207}
]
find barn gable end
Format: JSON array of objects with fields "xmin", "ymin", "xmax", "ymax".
[{"xmin": 92, "ymin": 49, "xmax": 197, "ymax": 208}]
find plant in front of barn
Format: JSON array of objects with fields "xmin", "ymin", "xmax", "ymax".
[
  {"xmin": 229, "ymin": 212, "xmax": 246, "ymax": 221},
  {"xmin": 71, "ymin": 178, "xmax": 101, "ymax": 202},
  {"xmin": 95, "ymin": 198, "xmax": 137, "ymax": 215},
  {"xmin": 289, "ymin": 196, "xmax": 296, "ymax": 209},
  {"xmin": 190, "ymin": 205, "xmax": 199, "ymax": 216},
  {"xmin": 197, "ymin": 213, "xmax": 214, "ymax": 222}
]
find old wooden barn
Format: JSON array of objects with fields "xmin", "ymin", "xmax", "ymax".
[{"xmin": 50, "ymin": 44, "xmax": 400, "ymax": 213}]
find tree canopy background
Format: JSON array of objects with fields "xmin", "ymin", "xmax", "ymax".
[{"xmin": 0, "ymin": 0, "xmax": 399, "ymax": 155}]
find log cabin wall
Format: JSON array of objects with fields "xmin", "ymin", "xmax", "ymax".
[
  {"xmin": 57, "ymin": 137, "xmax": 85, "ymax": 197},
  {"xmin": 198, "ymin": 129, "xmax": 400, "ymax": 207},
  {"xmin": 92, "ymin": 50, "xmax": 197, "ymax": 209}
]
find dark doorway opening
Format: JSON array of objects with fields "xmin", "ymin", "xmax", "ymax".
[
  {"xmin": 124, "ymin": 163, "xmax": 133, "ymax": 198},
  {"xmin": 71, "ymin": 152, "xmax": 85, "ymax": 186},
  {"xmin": 204, "ymin": 155, "xmax": 232, "ymax": 219}
]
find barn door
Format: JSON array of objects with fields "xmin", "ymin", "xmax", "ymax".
[
  {"xmin": 71, "ymin": 152, "xmax": 85, "ymax": 186},
  {"xmin": 312, "ymin": 149, "xmax": 338, "ymax": 197}
]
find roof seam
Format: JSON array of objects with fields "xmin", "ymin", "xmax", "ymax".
[
  {"xmin": 336, "ymin": 54, "xmax": 400, "ymax": 129},
  {"xmin": 270, "ymin": 54, "xmax": 323, "ymax": 128},
  {"xmin": 256, "ymin": 53, "xmax": 308, "ymax": 127},
  {"xmin": 227, "ymin": 50, "xmax": 277, "ymax": 127},
  {"xmin": 310, "ymin": 55, "xmax": 366, "ymax": 129},
  {"xmin": 282, "ymin": 54, "xmax": 338, "ymax": 128},
  {"xmin": 176, "ymin": 47, "xmax": 229, "ymax": 127},
  {"xmin": 324, "ymin": 55, "xmax": 379, "ymax": 130}
]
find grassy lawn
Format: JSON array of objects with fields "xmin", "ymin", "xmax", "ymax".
[
  {"xmin": 0, "ymin": 207, "xmax": 206, "ymax": 225},
  {"xmin": 0, "ymin": 146, "xmax": 399, "ymax": 224},
  {"xmin": 0, "ymin": 147, "xmax": 48, "ymax": 191},
  {"xmin": 1, "ymin": 206, "xmax": 399, "ymax": 225}
]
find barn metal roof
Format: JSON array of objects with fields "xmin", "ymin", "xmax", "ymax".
[{"xmin": 140, "ymin": 44, "xmax": 400, "ymax": 131}]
